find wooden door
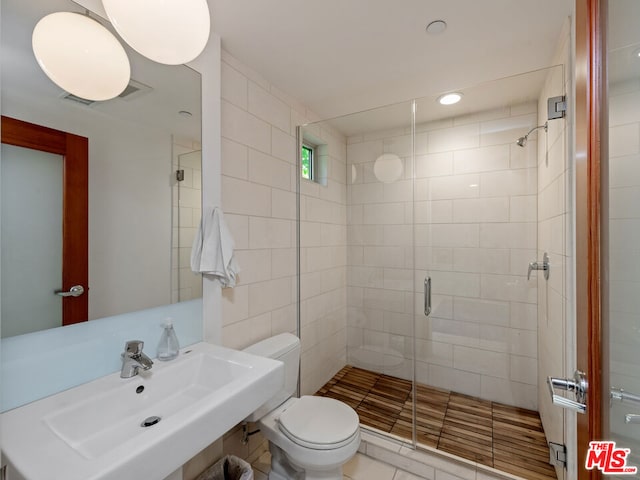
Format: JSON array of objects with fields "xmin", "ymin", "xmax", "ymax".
[{"xmin": 1, "ymin": 116, "xmax": 88, "ymax": 326}]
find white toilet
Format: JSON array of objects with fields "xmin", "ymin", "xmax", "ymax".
[{"xmin": 244, "ymin": 333, "xmax": 361, "ymax": 480}]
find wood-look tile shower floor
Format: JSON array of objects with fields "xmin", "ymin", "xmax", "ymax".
[{"xmin": 315, "ymin": 365, "xmax": 557, "ymax": 480}]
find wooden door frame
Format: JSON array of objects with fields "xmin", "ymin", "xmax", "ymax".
[
  {"xmin": 1, "ymin": 115, "xmax": 89, "ymax": 325},
  {"xmin": 575, "ymin": 0, "xmax": 606, "ymax": 478}
]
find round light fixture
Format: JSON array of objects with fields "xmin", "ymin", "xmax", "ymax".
[
  {"xmin": 102, "ymin": 0, "xmax": 211, "ymax": 65},
  {"xmin": 437, "ymin": 92, "xmax": 463, "ymax": 105},
  {"xmin": 32, "ymin": 12, "xmax": 130, "ymax": 101},
  {"xmin": 373, "ymin": 153, "xmax": 403, "ymax": 183},
  {"xmin": 426, "ymin": 20, "xmax": 447, "ymax": 35}
]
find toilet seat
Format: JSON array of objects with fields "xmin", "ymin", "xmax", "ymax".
[{"xmin": 277, "ymin": 396, "xmax": 359, "ymax": 450}]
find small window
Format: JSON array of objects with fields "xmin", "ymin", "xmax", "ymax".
[{"xmin": 301, "ymin": 144, "xmax": 313, "ymax": 180}]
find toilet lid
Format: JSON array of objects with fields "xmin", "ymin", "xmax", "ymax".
[{"xmin": 278, "ymin": 396, "xmax": 359, "ymax": 450}]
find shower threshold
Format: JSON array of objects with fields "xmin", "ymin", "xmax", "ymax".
[{"xmin": 316, "ymin": 365, "xmax": 557, "ymax": 480}]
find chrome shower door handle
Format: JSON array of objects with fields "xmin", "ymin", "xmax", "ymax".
[
  {"xmin": 547, "ymin": 370, "xmax": 588, "ymax": 414},
  {"xmin": 55, "ymin": 285, "xmax": 85, "ymax": 297},
  {"xmin": 424, "ymin": 277, "xmax": 431, "ymax": 316}
]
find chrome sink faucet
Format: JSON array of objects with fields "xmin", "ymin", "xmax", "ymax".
[{"xmin": 120, "ymin": 340, "xmax": 154, "ymax": 378}]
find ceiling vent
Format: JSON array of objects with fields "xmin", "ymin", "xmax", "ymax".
[
  {"xmin": 117, "ymin": 78, "xmax": 152, "ymax": 101},
  {"xmin": 61, "ymin": 92, "xmax": 95, "ymax": 106},
  {"xmin": 60, "ymin": 78, "xmax": 152, "ymax": 105}
]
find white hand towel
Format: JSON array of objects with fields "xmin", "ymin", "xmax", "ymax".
[{"xmin": 190, "ymin": 206, "xmax": 239, "ymax": 287}]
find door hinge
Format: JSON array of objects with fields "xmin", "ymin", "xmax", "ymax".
[
  {"xmin": 548, "ymin": 95, "xmax": 567, "ymax": 120},
  {"xmin": 549, "ymin": 442, "xmax": 567, "ymax": 469}
]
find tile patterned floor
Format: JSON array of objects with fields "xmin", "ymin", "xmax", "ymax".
[
  {"xmin": 252, "ymin": 451, "xmax": 427, "ymax": 480},
  {"xmin": 316, "ymin": 366, "xmax": 557, "ymax": 480}
]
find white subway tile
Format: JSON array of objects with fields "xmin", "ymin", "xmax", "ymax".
[
  {"xmin": 414, "ymin": 152, "xmax": 454, "ymax": 178},
  {"xmin": 431, "ymin": 224, "xmax": 479, "ymax": 248},
  {"xmin": 424, "ymin": 364, "xmax": 481, "ymax": 397},
  {"xmin": 479, "ymin": 222, "xmax": 536, "ymax": 249},
  {"xmin": 248, "ymin": 149, "xmax": 291, "ymax": 190},
  {"xmin": 363, "ymin": 203, "xmax": 406, "ymax": 225},
  {"xmin": 480, "ymin": 168, "xmax": 537, "ymax": 197},
  {"xmin": 249, "ymin": 217, "xmax": 292, "ymax": 249},
  {"xmin": 453, "ymin": 145, "xmax": 509, "ymax": 174},
  {"xmin": 347, "ymin": 140, "xmax": 384, "ymax": 164},
  {"xmin": 453, "ymin": 248, "xmax": 510, "ymax": 275},
  {"xmin": 452, "ymin": 197, "xmax": 509, "ymax": 223},
  {"xmin": 453, "ymin": 345, "xmax": 509, "ymax": 378},
  {"xmin": 271, "ymin": 128, "xmax": 296, "ymax": 164},
  {"xmin": 222, "ymin": 285, "xmax": 249, "ymax": 325},
  {"xmin": 428, "ymin": 124, "xmax": 480, "ymax": 153},
  {"xmin": 222, "ymin": 176, "xmax": 271, "ymax": 217},
  {"xmin": 453, "ymin": 297, "xmax": 509, "ymax": 326},
  {"xmin": 222, "ymin": 101, "xmax": 271, "ymax": 154},
  {"xmin": 479, "ymin": 376, "xmax": 537, "ymax": 410},
  {"xmin": 429, "ymin": 174, "xmax": 480, "ymax": 200},
  {"xmin": 481, "ymin": 274, "xmax": 536, "ymax": 303},
  {"xmin": 271, "ymin": 188, "xmax": 296, "ymax": 220},
  {"xmin": 510, "ymin": 195, "xmax": 537, "ymax": 222},
  {"xmin": 234, "ymin": 249, "xmax": 271, "ymax": 284},
  {"xmin": 221, "ymin": 62, "xmax": 248, "ymax": 109},
  {"xmin": 248, "ymin": 81, "xmax": 290, "ymax": 134},
  {"xmin": 221, "ymin": 138, "xmax": 248, "ymax": 179},
  {"xmin": 480, "ymin": 114, "xmax": 536, "ymax": 146},
  {"xmin": 610, "ymin": 123, "xmax": 640, "ymax": 158}
]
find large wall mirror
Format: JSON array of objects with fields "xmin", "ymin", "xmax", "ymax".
[{"xmin": 0, "ymin": 0, "xmax": 203, "ymax": 338}]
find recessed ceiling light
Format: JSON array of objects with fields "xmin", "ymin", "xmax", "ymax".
[
  {"xmin": 438, "ymin": 92, "xmax": 463, "ymax": 105},
  {"xmin": 633, "ymin": 47, "xmax": 640, "ymax": 58},
  {"xmin": 426, "ymin": 20, "xmax": 447, "ymax": 35}
]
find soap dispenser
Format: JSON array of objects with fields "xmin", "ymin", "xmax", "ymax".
[{"xmin": 157, "ymin": 318, "xmax": 179, "ymax": 361}]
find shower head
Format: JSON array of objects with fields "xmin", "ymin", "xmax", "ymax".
[{"xmin": 516, "ymin": 122, "xmax": 548, "ymax": 147}]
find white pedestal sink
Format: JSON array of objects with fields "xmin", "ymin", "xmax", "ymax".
[{"xmin": 1, "ymin": 342, "xmax": 284, "ymax": 480}]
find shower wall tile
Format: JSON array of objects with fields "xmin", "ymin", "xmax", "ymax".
[
  {"xmin": 347, "ymin": 106, "xmax": 539, "ymax": 408},
  {"xmin": 220, "ymin": 50, "xmax": 347, "ymax": 398},
  {"xmin": 535, "ymin": 38, "xmax": 570, "ymax": 480}
]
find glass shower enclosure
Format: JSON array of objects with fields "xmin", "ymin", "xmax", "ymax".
[{"xmin": 298, "ymin": 64, "xmax": 567, "ymax": 480}]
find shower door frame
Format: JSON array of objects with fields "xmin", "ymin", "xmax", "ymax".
[{"xmin": 575, "ymin": 0, "xmax": 605, "ymax": 478}]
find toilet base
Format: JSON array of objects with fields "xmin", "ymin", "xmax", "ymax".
[{"xmin": 267, "ymin": 443, "xmax": 344, "ymax": 480}]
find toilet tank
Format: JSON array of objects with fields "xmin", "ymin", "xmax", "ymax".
[{"xmin": 243, "ymin": 333, "xmax": 300, "ymax": 422}]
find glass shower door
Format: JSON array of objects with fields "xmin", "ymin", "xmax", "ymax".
[
  {"xmin": 606, "ymin": 0, "xmax": 640, "ymax": 473},
  {"xmin": 300, "ymin": 100, "xmax": 417, "ymax": 445},
  {"xmin": 412, "ymin": 66, "xmax": 565, "ymax": 480}
]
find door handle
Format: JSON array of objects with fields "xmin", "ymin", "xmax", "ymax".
[
  {"xmin": 611, "ymin": 388, "xmax": 640, "ymax": 424},
  {"xmin": 424, "ymin": 277, "xmax": 431, "ymax": 316},
  {"xmin": 547, "ymin": 370, "xmax": 587, "ymax": 414},
  {"xmin": 55, "ymin": 285, "xmax": 85, "ymax": 297}
]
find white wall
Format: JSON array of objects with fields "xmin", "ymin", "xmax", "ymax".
[{"xmin": 347, "ymin": 106, "xmax": 540, "ymax": 409}]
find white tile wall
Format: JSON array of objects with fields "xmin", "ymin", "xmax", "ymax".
[
  {"xmin": 535, "ymin": 22, "xmax": 571, "ymax": 480},
  {"xmin": 172, "ymin": 142, "xmax": 202, "ymax": 303},
  {"xmin": 220, "ymin": 50, "xmax": 348, "ymax": 397},
  {"xmin": 346, "ymin": 107, "xmax": 539, "ymax": 408}
]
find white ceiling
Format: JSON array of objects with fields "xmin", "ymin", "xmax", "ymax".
[{"xmin": 209, "ymin": 0, "xmax": 573, "ymax": 120}]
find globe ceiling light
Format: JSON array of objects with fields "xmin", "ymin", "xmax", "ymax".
[
  {"xmin": 102, "ymin": 0, "xmax": 211, "ymax": 65},
  {"xmin": 32, "ymin": 12, "xmax": 130, "ymax": 102}
]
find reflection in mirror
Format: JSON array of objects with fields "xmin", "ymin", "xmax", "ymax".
[{"xmin": 0, "ymin": 0, "xmax": 202, "ymax": 337}]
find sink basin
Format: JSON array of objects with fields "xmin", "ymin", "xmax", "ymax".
[{"xmin": 1, "ymin": 342, "xmax": 284, "ymax": 480}]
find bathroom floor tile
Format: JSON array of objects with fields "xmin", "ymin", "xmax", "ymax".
[
  {"xmin": 343, "ymin": 453, "xmax": 398, "ymax": 480},
  {"xmin": 317, "ymin": 366, "xmax": 557, "ymax": 480}
]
